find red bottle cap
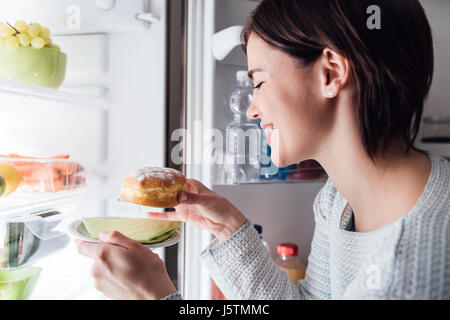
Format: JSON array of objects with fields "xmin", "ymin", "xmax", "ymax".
[{"xmin": 277, "ymin": 243, "xmax": 298, "ymax": 257}]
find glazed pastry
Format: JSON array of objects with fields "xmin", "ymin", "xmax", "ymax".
[{"xmin": 120, "ymin": 167, "xmax": 187, "ymax": 208}]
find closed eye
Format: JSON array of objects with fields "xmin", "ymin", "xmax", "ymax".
[{"xmin": 253, "ymin": 82, "xmax": 264, "ymax": 90}]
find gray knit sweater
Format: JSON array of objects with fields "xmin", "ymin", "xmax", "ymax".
[{"xmin": 163, "ymin": 152, "xmax": 450, "ymax": 300}]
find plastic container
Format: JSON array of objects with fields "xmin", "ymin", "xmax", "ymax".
[
  {"xmin": 0, "ymin": 209, "xmax": 71, "ymax": 269},
  {"xmin": 254, "ymin": 224, "xmax": 271, "ymax": 254},
  {"xmin": 275, "ymin": 243, "xmax": 306, "ymax": 283},
  {"xmin": 224, "ymin": 71, "xmax": 261, "ymax": 184},
  {"xmin": 0, "ymin": 155, "xmax": 85, "ymax": 193}
]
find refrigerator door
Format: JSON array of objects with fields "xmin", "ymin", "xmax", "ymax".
[{"xmin": 0, "ymin": 0, "xmax": 170, "ymax": 299}]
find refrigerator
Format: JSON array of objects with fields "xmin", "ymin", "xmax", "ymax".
[{"xmin": 0, "ymin": 0, "xmax": 449, "ymax": 300}]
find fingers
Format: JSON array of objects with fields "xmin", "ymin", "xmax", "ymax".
[
  {"xmin": 98, "ymin": 230, "xmax": 141, "ymax": 249},
  {"xmin": 75, "ymin": 236, "xmax": 129, "ymax": 263},
  {"xmin": 185, "ymin": 180, "xmax": 199, "ymax": 194},
  {"xmin": 75, "ymin": 239, "xmax": 110, "ymax": 260},
  {"xmin": 91, "ymin": 262, "xmax": 127, "ymax": 300},
  {"xmin": 177, "ymin": 190, "xmax": 217, "ymax": 207},
  {"xmin": 186, "ymin": 179, "xmax": 213, "ymax": 194}
]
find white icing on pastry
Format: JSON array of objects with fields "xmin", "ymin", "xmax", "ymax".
[{"xmin": 134, "ymin": 167, "xmax": 182, "ymax": 183}]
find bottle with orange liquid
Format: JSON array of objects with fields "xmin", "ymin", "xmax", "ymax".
[{"xmin": 275, "ymin": 243, "xmax": 306, "ymax": 283}]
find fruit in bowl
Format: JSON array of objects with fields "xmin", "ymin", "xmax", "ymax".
[{"xmin": 0, "ymin": 21, "xmax": 66, "ymax": 88}]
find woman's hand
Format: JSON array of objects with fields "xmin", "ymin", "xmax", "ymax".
[
  {"xmin": 147, "ymin": 179, "xmax": 247, "ymax": 242},
  {"xmin": 75, "ymin": 231, "xmax": 177, "ymax": 300}
]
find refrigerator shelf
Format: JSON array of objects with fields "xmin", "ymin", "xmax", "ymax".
[
  {"xmin": 0, "ymin": 78, "xmax": 107, "ymax": 110},
  {"xmin": 214, "ymin": 177, "xmax": 328, "ymax": 186},
  {"xmin": 212, "ymin": 165, "xmax": 328, "ymax": 186},
  {"xmin": 0, "ymin": 187, "xmax": 93, "ymax": 219}
]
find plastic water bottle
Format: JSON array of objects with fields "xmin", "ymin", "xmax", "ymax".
[{"xmin": 225, "ymin": 71, "xmax": 261, "ymax": 184}]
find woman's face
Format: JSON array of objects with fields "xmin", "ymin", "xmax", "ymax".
[{"xmin": 246, "ymin": 34, "xmax": 334, "ymax": 167}]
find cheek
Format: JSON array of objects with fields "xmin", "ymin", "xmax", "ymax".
[{"xmin": 267, "ymin": 82, "xmax": 320, "ymax": 165}]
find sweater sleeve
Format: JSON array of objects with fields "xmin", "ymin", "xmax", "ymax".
[
  {"xmin": 161, "ymin": 292, "xmax": 183, "ymax": 300},
  {"xmin": 200, "ymin": 180, "xmax": 334, "ymax": 300}
]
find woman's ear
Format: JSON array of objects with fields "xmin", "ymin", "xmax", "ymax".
[{"xmin": 319, "ymin": 48, "xmax": 351, "ymax": 99}]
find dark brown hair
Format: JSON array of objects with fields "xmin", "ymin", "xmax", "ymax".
[{"xmin": 243, "ymin": 0, "xmax": 434, "ymax": 160}]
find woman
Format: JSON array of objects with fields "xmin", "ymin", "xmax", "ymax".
[{"xmin": 76, "ymin": 0, "xmax": 450, "ymax": 299}]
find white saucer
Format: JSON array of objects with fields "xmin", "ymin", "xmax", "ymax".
[{"xmin": 67, "ymin": 219, "xmax": 181, "ymax": 249}]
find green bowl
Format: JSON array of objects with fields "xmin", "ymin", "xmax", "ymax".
[
  {"xmin": 0, "ymin": 266, "xmax": 41, "ymax": 300},
  {"xmin": 0, "ymin": 45, "xmax": 67, "ymax": 89}
]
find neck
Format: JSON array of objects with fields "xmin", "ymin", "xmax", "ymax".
[{"xmin": 315, "ymin": 101, "xmax": 431, "ymax": 232}]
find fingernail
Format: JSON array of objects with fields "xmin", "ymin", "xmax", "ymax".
[
  {"xmin": 98, "ymin": 232, "xmax": 108, "ymax": 241},
  {"xmin": 179, "ymin": 192, "xmax": 187, "ymax": 202}
]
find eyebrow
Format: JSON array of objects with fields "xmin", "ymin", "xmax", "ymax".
[{"xmin": 248, "ymin": 68, "xmax": 263, "ymax": 80}]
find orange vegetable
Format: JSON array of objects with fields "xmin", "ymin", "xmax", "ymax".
[
  {"xmin": 0, "ymin": 154, "xmax": 70, "ymax": 159},
  {"xmin": 12, "ymin": 164, "xmax": 61, "ymax": 182}
]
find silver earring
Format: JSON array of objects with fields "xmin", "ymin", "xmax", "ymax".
[{"xmin": 328, "ymin": 88, "xmax": 334, "ymax": 96}]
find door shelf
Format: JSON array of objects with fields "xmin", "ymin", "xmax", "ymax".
[{"xmin": 0, "ymin": 78, "xmax": 107, "ymax": 111}]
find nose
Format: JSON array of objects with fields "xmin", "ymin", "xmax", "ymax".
[{"xmin": 246, "ymin": 101, "xmax": 261, "ymax": 121}]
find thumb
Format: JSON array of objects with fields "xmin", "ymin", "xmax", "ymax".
[
  {"xmin": 177, "ymin": 191, "xmax": 216, "ymax": 207},
  {"xmin": 98, "ymin": 230, "xmax": 140, "ymax": 249}
]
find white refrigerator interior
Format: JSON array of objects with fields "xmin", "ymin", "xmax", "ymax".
[{"xmin": 0, "ymin": 0, "xmax": 168, "ymax": 299}]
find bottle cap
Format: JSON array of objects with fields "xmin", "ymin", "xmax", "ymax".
[
  {"xmin": 277, "ymin": 243, "xmax": 298, "ymax": 257},
  {"xmin": 236, "ymin": 70, "xmax": 249, "ymax": 81},
  {"xmin": 253, "ymin": 224, "xmax": 263, "ymax": 234}
]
